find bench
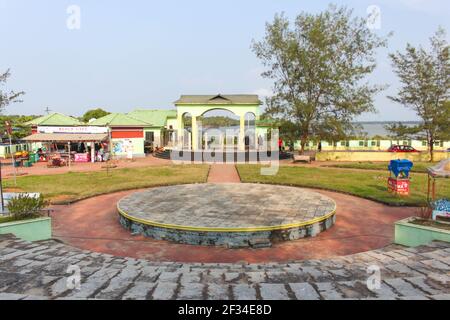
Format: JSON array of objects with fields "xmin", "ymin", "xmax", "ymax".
[{"xmin": 293, "ymin": 155, "xmax": 312, "ymax": 163}]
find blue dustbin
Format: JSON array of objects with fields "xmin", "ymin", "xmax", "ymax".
[{"xmin": 388, "ymin": 159, "xmax": 413, "ymax": 178}]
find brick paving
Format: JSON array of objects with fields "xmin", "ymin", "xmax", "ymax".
[
  {"xmin": 0, "ymin": 234, "xmax": 448, "ymax": 300},
  {"xmin": 207, "ymin": 164, "xmax": 241, "ymax": 183},
  {"xmin": 118, "ymin": 184, "xmax": 335, "ymax": 228}
]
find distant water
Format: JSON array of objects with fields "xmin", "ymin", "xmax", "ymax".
[
  {"xmin": 201, "ymin": 122, "xmax": 421, "ymax": 138},
  {"xmin": 358, "ymin": 122, "xmax": 420, "ymax": 137}
]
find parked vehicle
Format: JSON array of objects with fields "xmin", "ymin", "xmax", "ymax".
[{"xmin": 387, "ymin": 145, "xmax": 419, "ymax": 153}]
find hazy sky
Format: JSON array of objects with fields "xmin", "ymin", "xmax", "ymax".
[{"xmin": 1, "ymin": 0, "xmax": 449, "ymax": 121}]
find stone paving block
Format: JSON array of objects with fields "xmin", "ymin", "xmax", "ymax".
[
  {"xmin": 383, "ymin": 278, "xmax": 427, "ymax": 297},
  {"xmin": 232, "ymin": 284, "xmax": 257, "ymax": 300},
  {"xmin": 259, "ymin": 283, "xmax": 290, "ymax": 300},
  {"xmin": 315, "ymin": 282, "xmax": 345, "ymax": 300},
  {"xmin": 180, "ymin": 271, "xmax": 202, "ymax": 284},
  {"xmin": 429, "ymin": 294, "xmax": 450, "ymax": 300},
  {"xmin": 178, "ymin": 283, "xmax": 204, "ymax": 300},
  {"xmin": 420, "ymin": 259, "xmax": 450, "ymax": 271},
  {"xmin": 385, "ymin": 262, "xmax": 422, "ymax": 277},
  {"xmin": 158, "ymin": 271, "xmax": 181, "ymax": 283},
  {"xmin": 246, "ymin": 272, "xmax": 267, "ymax": 283},
  {"xmin": 152, "ymin": 282, "xmax": 178, "ymax": 300},
  {"xmin": 0, "ymin": 293, "xmax": 27, "ymax": 300},
  {"xmin": 95, "ymin": 267, "xmax": 141, "ymax": 299},
  {"xmin": 122, "ymin": 282, "xmax": 156, "ymax": 300},
  {"xmin": 207, "ymin": 284, "xmax": 230, "ymax": 300},
  {"xmin": 405, "ymin": 277, "xmax": 445, "ymax": 295},
  {"xmin": 289, "ymin": 283, "xmax": 320, "ymax": 300},
  {"xmin": 224, "ymin": 272, "xmax": 241, "ymax": 283}
]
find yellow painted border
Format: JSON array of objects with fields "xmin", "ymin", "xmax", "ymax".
[{"xmin": 117, "ymin": 202, "xmax": 336, "ymax": 233}]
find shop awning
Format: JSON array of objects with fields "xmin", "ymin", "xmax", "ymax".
[{"xmin": 22, "ymin": 133, "xmax": 109, "ymax": 142}]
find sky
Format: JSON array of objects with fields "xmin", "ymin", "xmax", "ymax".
[{"xmin": 0, "ymin": 0, "xmax": 449, "ymax": 121}]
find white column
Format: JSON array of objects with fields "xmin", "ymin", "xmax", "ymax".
[
  {"xmin": 91, "ymin": 142, "xmax": 95, "ymax": 163},
  {"xmin": 191, "ymin": 116, "xmax": 198, "ymax": 151},
  {"xmin": 239, "ymin": 115, "xmax": 245, "ymax": 151}
]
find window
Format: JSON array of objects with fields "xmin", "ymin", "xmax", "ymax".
[
  {"xmin": 403, "ymin": 141, "xmax": 408, "ymax": 146},
  {"xmin": 422, "ymin": 141, "xmax": 427, "ymax": 146},
  {"xmin": 340, "ymin": 141, "xmax": 346, "ymax": 147},
  {"xmin": 145, "ymin": 131, "xmax": 155, "ymax": 142},
  {"xmin": 371, "ymin": 141, "xmax": 376, "ymax": 146},
  {"xmin": 359, "ymin": 141, "xmax": 364, "ymax": 147}
]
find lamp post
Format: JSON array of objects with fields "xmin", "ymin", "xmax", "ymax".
[
  {"xmin": 5, "ymin": 121, "xmax": 16, "ymax": 186},
  {"xmin": 0, "ymin": 160, "xmax": 4, "ymax": 213}
]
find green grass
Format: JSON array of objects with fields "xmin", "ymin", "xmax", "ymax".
[
  {"xmin": 0, "ymin": 216, "xmax": 15, "ymax": 224},
  {"xmin": 237, "ymin": 165, "xmax": 449, "ymax": 207},
  {"xmin": 3, "ymin": 165, "xmax": 209, "ymax": 204},
  {"xmin": 323, "ymin": 162, "xmax": 435, "ymax": 173}
]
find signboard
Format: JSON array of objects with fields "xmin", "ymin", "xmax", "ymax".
[
  {"xmin": 37, "ymin": 126, "xmax": 108, "ymax": 134},
  {"xmin": 388, "ymin": 178, "xmax": 410, "ymax": 195}
]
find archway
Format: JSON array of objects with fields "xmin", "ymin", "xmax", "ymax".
[{"xmin": 200, "ymin": 108, "xmax": 240, "ymax": 151}]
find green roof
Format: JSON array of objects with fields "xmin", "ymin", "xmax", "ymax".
[
  {"xmin": 127, "ymin": 109, "xmax": 177, "ymax": 127},
  {"xmin": 24, "ymin": 113, "xmax": 83, "ymax": 126},
  {"xmin": 174, "ymin": 94, "xmax": 262, "ymax": 105},
  {"xmin": 89, "ymin": 113, "xmax": 153, "ymax": 127}
]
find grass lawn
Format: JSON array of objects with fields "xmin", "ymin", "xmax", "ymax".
[
  {"xmin": 3, "ymin": 165, "xmax": 209, "ymax": 204},
  {"xmin": 237, "ymin": 165, "xmax": 449, "ymax": 206},
  {"xmin": 0, "ymin": 216, "xmax": 15, "ymax": 224},
  {"xmin": 323, "ymin": 161, "xmax": 436, "ymax": 173}
]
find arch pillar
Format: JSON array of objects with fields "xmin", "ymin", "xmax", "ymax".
[
  {"xmin": 239, "ymin": 115, "xmax": 245, "ymax": 151},
  {"xmin": 191, "ymin": 116, "xmax": 199, "ymax": 151}
]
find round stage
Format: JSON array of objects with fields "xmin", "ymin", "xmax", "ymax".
[{"xmin": 117, "ymin": 184, "xmax": 336, "ymax": 248}]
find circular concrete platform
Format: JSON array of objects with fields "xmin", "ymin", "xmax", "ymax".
[{"xmin": 117, "ymin": 184, "xmax": 336, "ymax": 248}]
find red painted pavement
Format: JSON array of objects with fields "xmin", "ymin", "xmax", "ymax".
[
  {"xmin": 51, "ymin": 187, "xmax": 414, "ymax": 263},
  {"xmin": 207, "ymin": 165, "xmax": 241, "ymax": 183}
]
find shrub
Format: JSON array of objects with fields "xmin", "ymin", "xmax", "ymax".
[{"xmin": 6, "ymin": 194, "xmax": 47, "ymax": 221}]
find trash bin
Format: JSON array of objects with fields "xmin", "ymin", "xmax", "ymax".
[
  {"xmin": 23, "ymin": 161, "xmax": 33, "ymax": 168},
  {"xmin": 13, "ymin": 161, "xmax": 21, "ymax": 168},
  {"xmin": 388, "ymin": 159, "xmax": 413, "ymax": 196},
  {"xmin": 388, "ymin": 159, "xmax": 413, "ymax": 178}
]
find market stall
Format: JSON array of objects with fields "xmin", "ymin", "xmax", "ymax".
[
  {"xmin": 427, "ymin": 159, "xmax": 450, "ymax": 221},
  {"xmin": 22, "ymin": 132, "xmax": 109, "ymax": 166}
]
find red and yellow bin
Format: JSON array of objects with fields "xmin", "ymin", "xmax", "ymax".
[{"xmin": 388, "ymin": 177, "xmax": 410, "ymax": 195}]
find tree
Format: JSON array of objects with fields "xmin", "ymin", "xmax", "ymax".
[
  {"xmin": 0, "ymin": 115, "xmax": 37, "ymax": 141},
  {"xmin": 0, "ymin": 69, "xmax": 25, "ymax": 113},
  {"xmin": 252, "ymin": 5, "xmax": 388, "ymax": 152},
  {"xmin": 388, "ymin": 28, "xmax": 449, "ymax": 161},
  {"xmin": 82, "ymin": 108, "xmax": 110, "ymax": 123}
]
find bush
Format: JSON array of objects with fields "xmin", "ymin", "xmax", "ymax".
[{"xmin": 6, "ymin": 194, "xmax": 47, "ymax": 221}]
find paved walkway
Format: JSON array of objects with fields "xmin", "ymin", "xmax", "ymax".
[
  {"xmin": 207, "ymin": 164, "xmax": 241, "ymax": 183},
  {"xmin": 52, "ymin": 187, "xmax": 414, "ymax": 263},
  {"xmin": 0, "ymin": 234, "xmax": 448, "ymax": 300}
]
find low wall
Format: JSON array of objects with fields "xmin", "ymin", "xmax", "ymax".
[
  {"xmin": 0, "ymin": 217, "xmax": 52, "ymax": 241},
  {"xmin": 395, "ymin": 217, "xmax": 450, "ymax": 247},
  {"xmin": 316, "ymin": 151, "xmax": 449, "ymax": 162}
]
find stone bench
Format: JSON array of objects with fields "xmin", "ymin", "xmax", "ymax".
[{"xmin": 293, "ymin": 155, "xmax": 312, "ymax": 163}]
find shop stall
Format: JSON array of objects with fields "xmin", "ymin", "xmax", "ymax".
[{"xmin": 22, "ymin": 131, "xmax": 109, "ymax": 166}]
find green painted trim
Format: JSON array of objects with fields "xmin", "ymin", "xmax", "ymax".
[
  {"xmin": 0, "ymin": 217, "xmax": 52, "ymax": 241},
  {"xmin": 394, "ymin": 217, "xmax": 450, "ymax": 247},
  {"xmin": 117, "ymin": 203, "xmax": 336, "ymax": 233}
]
